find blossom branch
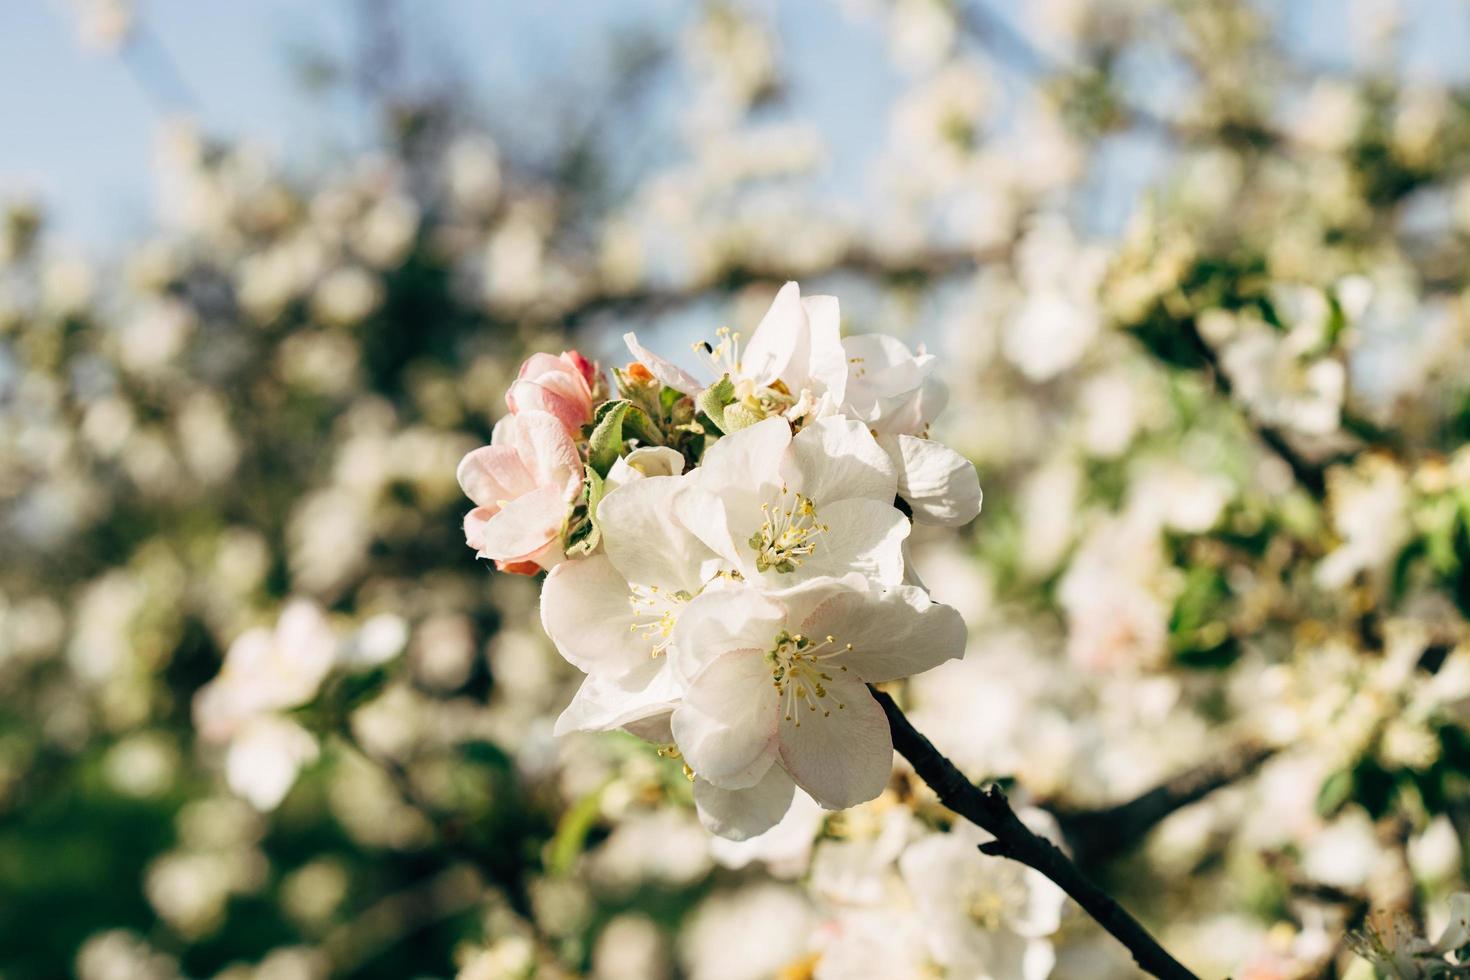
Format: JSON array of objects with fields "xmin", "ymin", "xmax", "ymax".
[
  {"xmin": 1051, "ymin": 739, "xmax": 1278, "ymax": 868},
  {"xmin": 872, "ymin": 687, "xmax": 1202, "ymax": 980}
]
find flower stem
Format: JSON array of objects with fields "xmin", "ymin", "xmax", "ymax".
[{"xmin": 871, "ymin": 687, "xmax": 1203, "ymax": 980}]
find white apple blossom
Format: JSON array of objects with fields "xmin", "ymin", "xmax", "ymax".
[
  {"xmin": 835, "ymin": 331, "xmax": 983, "ymax": 527},
  {"xmin": 624, "ymin": 280, "xmax": 847, "ymax": 419},
  {"xmin": 676, "ymin": 416, "xmax": 911, "ymax": 588},
  {"xmin": 542, "ymin": 471, "xmax": 722, "ymax": 739},
  {"xmin": 668, "ymin": 574, "xmax": 965, "ymax": 838}
]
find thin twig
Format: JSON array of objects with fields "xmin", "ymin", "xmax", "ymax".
[
  {"xmin": 1051, "ymin": 740, "xmax": 1277, "ymax": 867},
  {"xmin": 872, "ymin": 687, "xmax": 1202, "ymax": 980}
]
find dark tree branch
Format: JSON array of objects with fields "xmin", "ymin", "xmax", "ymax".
[
  {"xmin": 873, "ymin": 687, "xmax": 1203, "ymax": 980},
  {"xmin": 1052, "ymin": 740, "xmax": 1277, "ymax": 867}
]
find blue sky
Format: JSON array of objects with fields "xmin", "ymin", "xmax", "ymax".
[
  {"xmin": 4, "ymin": 1, "xmax": 1468, "ymax": 252},
  {"xmin": 0, "ymin": 0, "xmax": 907, "ymax": 250}
]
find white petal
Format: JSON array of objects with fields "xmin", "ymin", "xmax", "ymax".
[
  {"xmin": 553, "ymin": 658, "xmax": 681, "ymax": 737},
  {"xmin": 604, "ymin": 446, "xmax": 686, "ymax": 492},
  {"xmin": 693, "ymin": 765, "xmax": 796, "ymax": 841},
  {"xmin": 540, "ymin": 555, "xmax": 649, "ymax": 678},
  {"xmin": 786, "ymin": 496, "xmax": 909, "ymax": 588},
  {"xmin": 225, "ymin": 718, "xmax": 319, "ymax": 812},
  {"xmin": 798, "ymin": 583, "xmax": 967, "ymax": 683},
  {"xmin": 800, "ymin": 294, "xmax": 847, "ymax": 406},
  {"xmin": 777, "ymin": 673, "xmax": 891, "ymax": 809},
  {"xmin": 600, "ymin": 475, "xmax": 718, "ymax": 592},
  {"xmin": 669, "ymin": 586, "xmax": 785, "ymax": 683},
  {"xmin": 786, "ymin": 416, "xmax": 896, "ymax": 505},
  {"xmin": 883, "ymin": 434, "xmax": 982, "ymax": 527},
  {"xmin": 672, "ymin": 650, "xmax": 780, "ymax": 789},
  {"xmin": 697, "ymin": 416, "xmax": 791, "ymax": 498},
  {"xmin": 624, "ymin": 331, "xmax": 703, "ymax": 394},
  {"xmin": 741, "ymin": 281, "xmax": 806, "ymax": 387}
]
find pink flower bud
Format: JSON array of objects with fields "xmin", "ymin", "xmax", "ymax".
[{"xmin": 506, "ymin": 350, "xmax": 598, "ymax": 437}]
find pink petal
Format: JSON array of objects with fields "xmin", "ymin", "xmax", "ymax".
[
  {"xmin": 507, "ymin": 379, "xmax": 589, "ymax": 436},
  {"xmin": 456, "ymin": 445, "xmax": 534, "ymax": 507},
  {"xmin": 463, "ymin": 505, "xmax": 498, "ymax": 553},
  {"xmin": 478, "ymin": 484, "xmax": 571, "ymax": 561},
  {"xmin": 509, "ymin": 410, "xmax": 582, "ymax": 492}
]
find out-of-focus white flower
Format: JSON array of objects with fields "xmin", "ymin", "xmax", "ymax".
[
  {"xmin": 1220, "ymin": 312, "xmax": 1345, "ymax": 437},
  {"xmin": 76, "ymin": 929, "xmax": 180, "ymax": 980},
  {"xmin": 1316, "ymin": 457, "xmax": 1410, "ymax": 589},
  {"xmin": 669, "ymin": 575, "xmax": 964, "ymax": 836},
  {"xmin": 443, "ymin": 136, "xmax": 502, "ymax": 212},
  {"xmin": 225, "ymin": 716, "xmax": 321, "ymax": 811},
  {"xmin": 1058, "ymin": 516, "xmax": 1175, "ymax": 673},
  {"xmin": 588, "ymin": 809, "xmax": 713, "ymax": 891},
  {"xmin": 1002, "ymin": 219, "xmax": 1107, "ymax": 381},
  {"xmin": 194, "ymin": 599, "xmax": 337, "ymax": 743},
  {"xmin": 1301, "ymin": 809, "xmax": 1381, "ymax": 891},
  {"xmin": 679, "ymin": 883, "xmax": 814, "ymax": 980},
  {"xmin": 72, "ymin": 0, "xmax": 134, "ymax": 53},
  {"xmin": 593, "ymin": 913, "xmax": 669, "ymax": 980},
  {"xmin": 899, "ymin": 820, "xmax": 1066, "ymax": 980},
  {"xmin": 311, "ymin": 265, "xmax": 382, "ymax": 327},
  {"xmin": 1291, "ymin": 80, "xmax": 1365, "ymax": 153},
  {"xmin": 353, "ymin": 194, "xmax": 419, "ymax": 268}
]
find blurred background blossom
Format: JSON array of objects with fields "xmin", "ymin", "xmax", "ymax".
[{"xmin": 7, "ymin": 0, "xmax": 1470, "ymax": 977}]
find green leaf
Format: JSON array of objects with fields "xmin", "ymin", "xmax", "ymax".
[
  {"xmin": 566, "ymin": 465, "xmax": 606, "ymax": 558},
  {"xmin": 587, "ymin": 400, "xmax": 631, "ymax": 477},
  {"xmin": 1316, "ymin": 768, "xmax": 1354, "ymax": 817},
  {"xmin": 695, "ymin": 375, "xmax": 737, "ymax": 434}
]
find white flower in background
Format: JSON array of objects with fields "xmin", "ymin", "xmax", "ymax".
[
  {"xmin": 813, "ymin": 907, "xmax": 931, "ymax": 980},
  {"xmin": 676, "ymin": 416, "xmax": 910, "ymax": 588},
  {"xmin": 899, "ymin": 820, "xmax": 1066, "ymax": 980},
  {"xmin": 1219, "ymin": 312, "xmax": 1346, "ymax": 437},
  {"xmin": 835, "ymin": 331, "xmax": 982, "ymax": 527},
  {"xmin": 668, "ymin": 575, "xmax": 965, "ymax": 838},
  {"xmin": 224, "ymin": 716, "xmax": 320, "ymax": 812},
  {"xmin": 1002, "ymin": 218, "xmax": 1107, "ymax": 382},
  {"xmin": 709, "ymin": 787, "xmax": 826, "ymax": 878},
  {"xmin": 1316, "ymin": 457, "xmax": 1411, "ymax": 589},
  {"xmin": 542, "ymin": 471, "xmax": 722, "ymax": 740},
  {"xmin": 1057, "ymin": 515, "xmax": 1176, "ymax": 673},
  {"xmin": 193, "ymin": 600, "xmax": 337, "ymax": 743},
  {"xmin": 680, "ymin": 883, "xmax": 814, "ymax": 980},
  {"xmin": 193, "ymin": 601, "xmax": 405, "ymax": 811},
  {"xmin": 624, "ymin": 281, "xmax": 847, "ymax": 419}
]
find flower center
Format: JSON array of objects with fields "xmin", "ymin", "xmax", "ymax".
[
  {"xmin": 964, "ymin": 868, "xmax": 1028, "ymax": 931},
  {"xmin": 626, "ymin": 584, "xmax": 691, "ymax": 657},
  {"xmin": 765, "ymin": 629, "xmax": 852, "ymax": 726},
  {"xmin": 750, "ymin": 485, "xmax": 828, "ymax": 574}
]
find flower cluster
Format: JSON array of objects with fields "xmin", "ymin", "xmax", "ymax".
[{"xmin": 457, "ymin": 282, "xmax": 981, "ymax": 838}]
